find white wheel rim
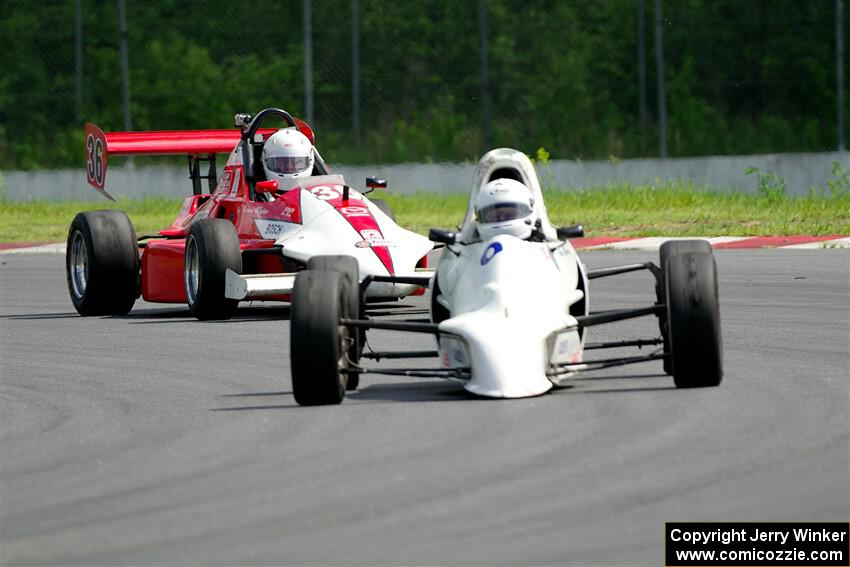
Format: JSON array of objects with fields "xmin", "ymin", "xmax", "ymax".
[
  {"xmin": 185, "ymin": 236, "xmax": 200, "ymax": 304},
  {"xmin": 70, "ymin": 231, "xmax": 88, "ymax": 299}
]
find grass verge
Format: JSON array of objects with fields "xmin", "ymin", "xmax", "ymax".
[{"xmin": 1, "ymin": 185, "xmax": 848, "ymax": 243}]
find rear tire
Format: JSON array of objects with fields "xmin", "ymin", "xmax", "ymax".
[
  {"xmin": 66, "ymin": 210, "xmax": 139, "ymax": 316},
  {"xmin": 306, "ymin": 255, "xmax": 362, "ymax": 389},
  {"xmin": 666, "ymin": 251, "xmax": 723, "ymax": 388},
  {"xmin": 184, "ymin": 219, "xmax": 242, "ymax": 320},
  {"xmin": 291, "ymin": 270, "xmax": 352, "ymax": 405},
  {"xmin": 370, "ymin": 198, "xmax": 396, "ymax": 221},
  {"xmin": 657, "ymin": 239, "xmax": 713, "ymax": 374}
]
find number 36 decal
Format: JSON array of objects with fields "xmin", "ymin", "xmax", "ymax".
[
  {"xmin": 309, "ymin": 185, "xmax": 364, "ymax": 202},
  {"xmin": 84, "ymin": 123, "xmax": 108, "ymax": 190}
]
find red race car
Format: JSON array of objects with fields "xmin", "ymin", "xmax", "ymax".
[{"xmin": 67, "ymin": 108, "xmax": 433, "ymax": 320}]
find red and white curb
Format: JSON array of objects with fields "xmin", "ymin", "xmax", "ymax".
[
  {"xmin": 1, "ymin": 235, "xmax": 847, "ymax": 255},
  {"xmin": 1, "ymin": 243, "xmax": 68, "ymax": 254},
  {"xmin": 571, "ymin": 235, "xmax": 850, "ymax": 250}
]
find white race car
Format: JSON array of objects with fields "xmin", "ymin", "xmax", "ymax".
[{"xmin": 289, "ymin": 148, "xmax": 723, "ymax": 405}]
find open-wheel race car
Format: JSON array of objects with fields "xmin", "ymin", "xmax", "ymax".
[
  {"xmin": 289, "ymin": 148, "xmax": 723, "ymax": 405},
  {"xmin": 66, "ymin": 108, "xmax": 432, "ymax": 320}
]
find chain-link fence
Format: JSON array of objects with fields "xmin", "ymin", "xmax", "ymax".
[{"xmin": 0, "ymin": 0, "xmax": 846, "ymax": 169}]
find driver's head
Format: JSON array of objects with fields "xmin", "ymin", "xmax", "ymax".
[
  {"xmin": 261, "ymin": 129, "xmax": 315, "ymax": 185},
  {"xmin": 475, "ymin": 178, "xmax": 535, "ymax": 240}
]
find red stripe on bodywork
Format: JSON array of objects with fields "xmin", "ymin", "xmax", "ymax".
[{"xmin": 304, "ymin": 185, "xmax": 394, "ymax": 274}]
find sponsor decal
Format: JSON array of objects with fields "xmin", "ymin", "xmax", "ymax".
[
  {"xmin": 440, "ymin": 337, "xmax": 468, "ymax": 368},
  {"xmin": 360, "ymin": 229, "xmax": 383, "ymax": 241},
  {"xmin": 355, "ymin": 239, "xmax": 395, "ymax": 248},
  {"xmin": 340, "ymin": 205, "xmax": 371, "ymax": 217},
  {"xmin": 229, "ymin": 167, "xmax": 242, "ymax": 196},
  {"xmin": 480, "ymin": 242, "xmax": 503, "ymax": 265},
  {"xmin": 550, "ymin": 331, "xmax": 581, "ymax": 365},
  {"xmin": 255, "ymin": 219, "xmax": 298, "ymax": 240},
  {"xmin": 453, "ymin": 348, "xmax": 465, "ymax": 364},
  {"xmin": 216, "ymin": 169, "xmax": 233, "ymax": 193},
  {"xmin": 355, "ymin": 229, "xmax": 396, "ymax": 248}
]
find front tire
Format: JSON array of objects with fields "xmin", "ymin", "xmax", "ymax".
[
  {"xmin": 184, "ymin": 219, "xmax": 242, "ymax": 320},
  {"xmin": 291, "ymin": 270, "xmax": 352, "ymax": 405},
  {"xmin": 657, "ymin": 239, "xmax": 713, "ymax": 374},
  {"xmin": 306, "ymin": 255, "xmax": 361, "ymax": 390},
  {"xmin": 666, "ymin": 251, "xmax": 723, "ymax": 388},
  {"xmin": 66, "ymin": 210, "xmax": 139, "ymax": 316}
]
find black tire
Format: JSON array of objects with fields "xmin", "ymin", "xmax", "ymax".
[
  {"xmin": 66, "ymin": 210, "xmax": 139, "ymax": 316},
  {"xmin": 291, "ymin": 270, "xmax": 352, "ymax": 405},
  {"xmin": 657, "ymin": 239, "xmax": 713, "ymax": 374},
  {"xmin": 184, "ymin": 219, "xmax": 242, "ymax": 320},
  {"xmin": 430, "ymin": 273, "xmax": 451, "ymax": 324},
  {"xmin": 666, "ymin": 251, "xmax": 723, "ymax": 388},
  {"xmin": 307, "ymin": 255, "xmax": 362, "ymax": 389},
  {"xmin": 370, "ymin": 198, "xmax": 396, "ymax": 221}
]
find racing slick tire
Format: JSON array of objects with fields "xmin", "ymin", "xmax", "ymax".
[
  {"xmin": 665, "ymin": 251, "xmax": 723, "ymax": 388},
  {"xmin": 370, "ymin": 198, "xmax": 396, "ymax": 221},
  {"xmin": 657, "ymin": 239, "xmax": 713, "ymax": 375},
  {"xmin": 430, "ymin": 274, "xmax": 451, "ymax": 324},
  {"xmin": 184, "ymin": 219, "xmax": 242, "ymax": 321},
  {"xmin": 291, "ymin": 270, "xmax": 353, "ymax": 405},
  {"xmin": 66, "ymin": 210, "xmax": 140, "ymax": 316},
  {"xmin": 307, "ymin": 255, "xmax": 362, "ymax": 390}
]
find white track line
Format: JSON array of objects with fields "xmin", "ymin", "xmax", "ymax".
[
  {"xmin": 583, "ymin": 236, "xmax": 749, "ymax": 251},
  {"xmin": 780, "ymin": 237, "xmax": 850, "ymax": 249},
  {"xmin": 1, "ymin": 243, "xmax": 67, "ymax": 255}
]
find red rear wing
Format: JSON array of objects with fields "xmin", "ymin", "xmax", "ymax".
[{"xmin": 84, "ymin": 119, "xmax": 315, "ymax": 198}]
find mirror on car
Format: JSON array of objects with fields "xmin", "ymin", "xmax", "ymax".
[
  {"xmin": 366, "ymin": 176, "xmax": 387, "ymax": 189},
  {"xmin": 256, "ymin": 179, "xmax": 279, "ymax": 193},
  {"xmin": 428, "ymin": 228, "xmax": 456, "ymax": 245},
  {"xmin": 556, "ymin": 224, "xmax": 584, "ymax": 240}
]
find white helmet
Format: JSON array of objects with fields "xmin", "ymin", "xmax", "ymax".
[
  {"xmin": 475, "ymin": 178, "xmax": 535, "ymax": 240},
  {"xmin": 261, "ymin": 129, "xmax": 315, "ymax": 184}
]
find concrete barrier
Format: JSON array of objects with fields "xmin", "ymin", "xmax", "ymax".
[{"xmin": 2, "ymin": 151, "xmax": 847, "ymax": 201}]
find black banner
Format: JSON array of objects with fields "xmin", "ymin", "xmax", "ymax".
[{"xmin": 666, "ymin": 523, "xmax": 849, "ymax": 566}]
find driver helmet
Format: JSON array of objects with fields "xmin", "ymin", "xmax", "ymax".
[
  {"xmin": 475, "ymin": 178, "xmax": 535, "ymax": 240},
  {"xmin": 261, "ymin": 129, "xmax": 315, "ymax": 185}
]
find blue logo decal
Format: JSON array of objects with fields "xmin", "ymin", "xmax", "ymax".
[{"xmin": 480, "ymin": 242, "xmax": 503, "ymax": 265}]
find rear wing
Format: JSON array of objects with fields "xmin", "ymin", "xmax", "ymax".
[{"xmin": 84, "ymin": 118, "xmax": 315, "ymax": 200}]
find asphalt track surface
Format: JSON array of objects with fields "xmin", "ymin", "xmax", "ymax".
[{"xmin": 1, "ymin": 250, "xmax": 848, "ymax": 566}]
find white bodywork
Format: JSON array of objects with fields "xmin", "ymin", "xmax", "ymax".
[
  {"xmin": 434, "ymin": 149, "xmax": 589, "ymax": 398},
  {"xmin": 226, "ymin": 175, "xmax": 433, "ymax": 301}
]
